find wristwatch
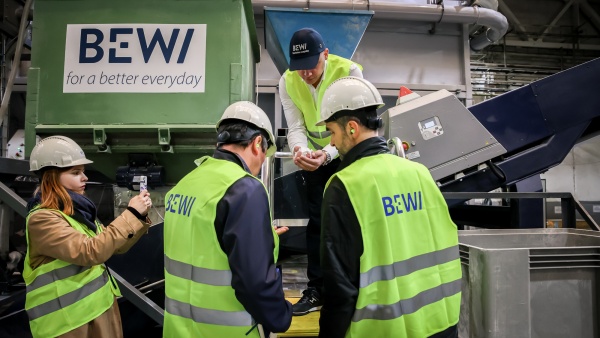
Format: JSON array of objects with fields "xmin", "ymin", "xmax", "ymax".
[{"xmin": 322, "ymin": 149, "xmax": 332, "ymax": 166}]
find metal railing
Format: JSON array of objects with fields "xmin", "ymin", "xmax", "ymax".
[
  {"xmin": 261, "ymin": 152, "xmax": 293, "ymax": 220},
  {"xmin": 442, "ymin": 191, "xmax": 600, "ymax": 231}
]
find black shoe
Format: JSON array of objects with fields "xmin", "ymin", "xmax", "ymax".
[{"xmin": 292, "ymin": 288, "xmax": 322, "ymax": 316}]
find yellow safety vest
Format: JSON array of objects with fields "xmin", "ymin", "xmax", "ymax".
[
  {"xmin": 23, "ymin": 208, "xmax": 120, "ymax": 338},
  {"xmin": 327, "ymin": 154, "xmax": 461, "ymax": 338},
  {"xmin": 284, "ymin": 54, "xmax": 362, "ymax": 150},
  {"xmin": 163, "ymin": 156, "xmax": 278, "ymax": 338}
]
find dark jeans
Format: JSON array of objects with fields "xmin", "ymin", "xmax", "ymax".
[{"xmin": 302, "ymin": 158, "xmax": 340, "ymax": 294}]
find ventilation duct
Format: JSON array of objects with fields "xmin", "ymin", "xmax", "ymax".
[
  {"xmin": 254, "ymin": 0, "xmax": 508, "ymax": 52},
  {"xmin": 264, "ymin": 7, "xmax": 373, "ymax": 74}
]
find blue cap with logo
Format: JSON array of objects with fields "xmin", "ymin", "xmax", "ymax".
[{"xmin": 289, "ymin": 28, "xmax": 326, "ymax": 71}]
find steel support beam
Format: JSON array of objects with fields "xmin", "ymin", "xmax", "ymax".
[
  {"xmin": 502, "ymin": 38, "xmax": 600, "ymax": 50},
  {"xmin": 498, "ymin": 0, "xmax": 530, "ymax": 41},
  {"xmin": 579, "ymin": 0, "xmax": 600, "ymax": 34},
  {"xmin": 538, "ymin": 0, "xmax": 573, "ymax": 41},
  {"xmin": 0, "ymin": 181, "xmax": 26, "ymax": 218}
]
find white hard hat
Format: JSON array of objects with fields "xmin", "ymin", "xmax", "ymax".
[
  {"xmin": 29, "ymin": 135, "xmax": 93, "ymax": 171},
  {"xmin": 216, "ymin": 101, "xmax": 276, "ymax": 157},
  {"xmin": 317, "ymin": 76, "xmax": 384, "ymax": 126}
]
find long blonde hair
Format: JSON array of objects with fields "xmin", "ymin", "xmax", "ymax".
[{"xmin": 35, "ymin": 168, "xmax": 74, "ymax": 215}]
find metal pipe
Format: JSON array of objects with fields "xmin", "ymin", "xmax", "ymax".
[
  {"xmin": 274, "ymin": 151, "xmax": 293, "ymax": 158},
  {"xmin": 252, "ymin": 0, "xmax": 508, "ymax": 50},
  {"xmin": 137, "ymin": 279, "xmax": 165, "ymax": 292},
  {"xmin": 261, "ymin": 152, "xmax": 294, "ymax": 220},
  {"xmin": 387, "ymin": 137, "xmax": 406, "ymax": 158},
  {"xmin": 260, "ymin": 155, "xmax": 276, "ymax": 219}
]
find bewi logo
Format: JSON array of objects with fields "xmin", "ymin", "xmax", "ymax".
[{"xmin": 292, "ymin": 43, "xmax": 307, "ymax": 53}]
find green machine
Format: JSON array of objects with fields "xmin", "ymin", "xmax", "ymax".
[{"xmin": 26, "ymin": 0, "xmax": 260, "ymax": 185}]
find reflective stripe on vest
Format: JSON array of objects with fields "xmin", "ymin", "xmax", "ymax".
[
  {"xmin": 26, "ymin": 264, "xmax": 92, "ymax": 293},
  {"xmin": 163, "ymin": 157, "xmax": 276, "ymax": 338},
  {"xmin": 307, "ymin": 130, "xmax": 331, "ymax": 139},
  {"xmin": 165, "ymin": 296, "xmax": 254, "ymax": 326},
  {"xmin": 328, "ymin": 154, "xmax": 461, "ymax": 337},
  {"xmin": 353, "ymin": 279, "xmax": 462, "ymax": 322},
  {"xmin": 27, "ymin": 271, "xmax": 109, "ymax": 320},
  {"xmin": 307, "ymin": 131, "xmax": 332, "ymax": 150},
  {"xmin": 284, "ymin": 55, "xmax": 361, "ymax": 150},
  {"xmin": 164, "ymin": 255, "xmax": 253, "ymax": 326},
  {"xmin": 23, "ymin": 208, "xmax": 118, "ymax": 338},
  {"xmin": 165, "ymin": 255, "xmax": 232, "ymax": 286},
  {"xmin": 360, "ymin": 246, "xmax": 459, "ymax": 288}
]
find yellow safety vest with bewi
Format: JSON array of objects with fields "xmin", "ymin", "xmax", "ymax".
[
  {"xmin": 284, "ymin": 54, "xmax": 362, "ymax": 150},
  {"xmin": 23, "ymin": 208, "xmax": 120, "ymax": 338},
  {"xmin": 326, "ymin": 154, "xmax": 462, "ymax": 338},
  {"xmin": 163, "ymin": 156, "xmax": 279, "ymax": 338}
]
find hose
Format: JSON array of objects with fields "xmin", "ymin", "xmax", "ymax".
[{"xmin": 486, "ymin": 160, "xmax": 506, "ymax": 183}]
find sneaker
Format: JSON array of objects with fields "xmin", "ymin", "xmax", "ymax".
[{"xmin": 292, "ymin": 288, "xmax": 322, "ymax": 316}]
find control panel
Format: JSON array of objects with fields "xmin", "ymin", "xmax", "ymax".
[{"xmin": 418, "ymin": 116, "xmax": 444, "ymax": 140}]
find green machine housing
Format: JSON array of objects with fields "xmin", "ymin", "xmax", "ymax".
[{"xmin": 25, "ymin": 0, "xmax": 260, "ymax": 185}]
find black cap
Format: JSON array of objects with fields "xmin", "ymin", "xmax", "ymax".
[{"xmin": 289, "ymin": 28, "xmax": 325, "ymax": 71}]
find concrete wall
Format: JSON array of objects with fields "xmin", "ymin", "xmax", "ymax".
[{"xmin": 542, "ymin": 136, "xmax": 600, "ymax": 201}]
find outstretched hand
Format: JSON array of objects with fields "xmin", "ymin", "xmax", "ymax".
[
  {"xmin": 293, "ymin": 146, "xmax": 326, "ymax": 171},
  {"xmin": 128, "ymin": 190, "xmax": 152, "ymax": 216}
]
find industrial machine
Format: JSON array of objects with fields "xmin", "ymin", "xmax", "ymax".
[
  {"xmin": 26, "ymin": 0, "xmax": 260, "ymax": 184},
  {"xmin": 1, "ymin": 0, "xmax": 260, "ymax": 335},
  {"xmin": 0, "ymin": 0, "xmax": 598, "ymax": 336},
  {"xmin": 381, "ymin": 88, "xmax": 507, "ymax": 181},
  {"xmin": 375, "ymin": 57, "xmax": 600, "ymax": 229}
]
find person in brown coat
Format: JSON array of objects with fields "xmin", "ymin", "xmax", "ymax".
[{"xmin": 23, "ymin": 135, "xmax": 152, "ymax": 338}]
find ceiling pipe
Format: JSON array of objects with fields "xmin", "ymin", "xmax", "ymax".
[{"xmin": 252, "ymin": 0, "xmax": 508, "ymax": 51}]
